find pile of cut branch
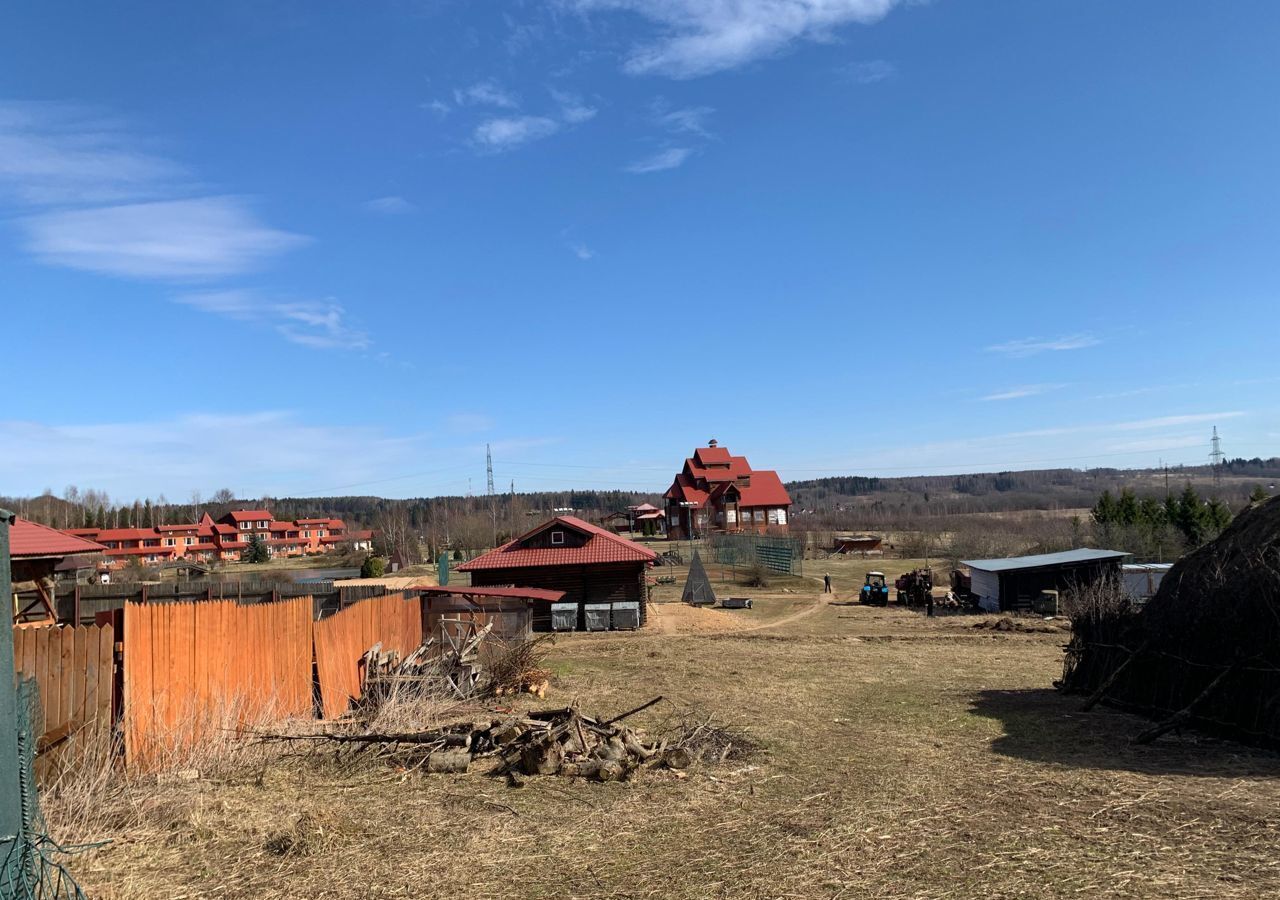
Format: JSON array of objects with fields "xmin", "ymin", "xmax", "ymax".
[
  {"xmin": 260, "ymin": 696, "xmax": 702, "ymax": 783},
  {"xmin": 485, "ymin": 635, "xmax": 554, "ymax": 698}
]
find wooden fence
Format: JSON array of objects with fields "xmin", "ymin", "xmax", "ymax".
[
  {"xmin": 314, "ymin": 594, "xmax": 423, "ymax": 719},
  {"xmin": 122, "ymin": 596, "xmax": 315, "ymax": 767},
  {"xmin": 12, "ymin": 623, "xmax": 116, "ymax": 768}
]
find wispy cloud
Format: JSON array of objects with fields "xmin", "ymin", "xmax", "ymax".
[
  {"xmin": 363, "ymin": 195, "xmax": 416, "ymax": 215},
  {"xmin": 839, "ymin": 59, "xmax": 896, "ymax": 84},
  {"xmin": 422, "ymin": 99, "xmax": 452, "ymax": 118},
  {"xmin": 0, "ymin": 101, "xmax": 189, "ymax": 205},
  {"xmin": 650, "ymin": 98, "xmax": 715, "ymax": 137},
  {"xmin": 986, "ymin": 333, "xmax": 1102, "ymax": 358},
  {"xmin": 0, "ymin": 101, "xmax": 308, "ymax": 283},
  {"xmin": 550, "ymin": 88, "xmax": 598, "ymax": 124},
  {"xmin": 575, "ymin": 0, "xmax": 901, "ymax": 78},
  {"xmin": 1113, "ymin": 412, "xmax": 1243, "ymax": 431},
  {"xmin": 22, "ymin": 197, "xmax": 308, "ymax": 280},
  {"xmin": 473, "ymin": 116, "xmax": 561, "ymax": 152},
  {"xmin": 454, "ymin": 80, "xmax": 519, "ymax": 109},
  {"xmin": 625, "ymin": 146, "xmax": 692, "ymax": 173},
  {"xmin": 569, "ymin": 242, "xmax": 594, "ymax": 260},
  {"xmin": 980, "ymin": 383, "xmax": 1066, "ymax": 402},
  {"xmin": 176, "ymin": 290, "xmax": 370, "ymax": 350},
  {"xmin": 0, "ymin": 411, "xmax": 443, "ymax": 499}
]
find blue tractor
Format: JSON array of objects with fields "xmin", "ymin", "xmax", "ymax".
[{"xmin": 859, "ymin": 571, "xmax": 890, "ymax": 606}]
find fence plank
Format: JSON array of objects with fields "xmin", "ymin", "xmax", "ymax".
[
  {"xmin": 122, "ymin": 596, "xmax": 314, "ymax": 768},
  {"xmin": 313, "ymin": 593, "xmax": 424, "ymax": 719}
]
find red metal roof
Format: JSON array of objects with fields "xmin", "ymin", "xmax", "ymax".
[
  {"xmin": 225, "ymin": 509, "xmax": 272, "ymax": 522},
  {"xmin": 415, "ymin": 585, "xmax": 566, "ymax": 603},
  {"xmin": 9, "ymin": 517, "xmax": 107, "ymax": 559},
  {"xmin": 736, "ymin": 470, "xmax": 791, "ymax": 507},
  {"xmin": 457, "ymin": 515, "xmax": 657, "ymax": 572},
  {"xmin": 693, "ymin": 445, "xmax": 732, "ymax": 466}
]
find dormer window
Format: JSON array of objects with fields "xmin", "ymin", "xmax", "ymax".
[{"xmin": 551, "ymin": 530, "xmax": 565, "ymax": 545}]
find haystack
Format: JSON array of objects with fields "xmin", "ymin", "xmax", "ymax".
[{"xmin": 1061, "ymin": 495, "xmax": 1280, "ymax": 746}]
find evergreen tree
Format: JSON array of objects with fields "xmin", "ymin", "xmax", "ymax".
[
  {"xmin": 241, "ymin": 534, "xmax": 271, "ymax": 563},
  {"xmin": 1250, "ymin": 485, "xmax": 1269, "ymax": 503}
]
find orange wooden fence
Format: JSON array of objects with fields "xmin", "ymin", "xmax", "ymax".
[
  {"xmin": 313, "ymin": 594, "xmax": 423, "ymax": 719},
  {"xmin": 122, "ymin": 596, "xmax": 314, "ymax": 766},
  {"xmin": 12, "ymin": 623, "xmax": 115, "ymax": 760}
]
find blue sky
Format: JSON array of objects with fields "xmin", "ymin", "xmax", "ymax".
[{"xmin": 1, "ymin": 0, "xmax": 1277, "ymax": 500}]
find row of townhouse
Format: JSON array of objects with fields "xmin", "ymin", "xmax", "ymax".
[{"xmin": 64, "ymin": 509, "xmax": 374, "ymax": 568}]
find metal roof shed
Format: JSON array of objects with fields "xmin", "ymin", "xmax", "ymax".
[{"xmin": 963, "ymin": 549, "xmax": 1129, "ymax": 613}]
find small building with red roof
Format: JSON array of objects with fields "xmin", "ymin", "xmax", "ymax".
[
  {"xmin": 458, "ymin": 515, "xmax": 657, "ymax": 629},
  {"xmin": 663, "ymin": 439, "xmax": 792, "ymax": 540},
  {"xmin": 5, "ymin": 513, "xmax": 107, "ymax": 621}
]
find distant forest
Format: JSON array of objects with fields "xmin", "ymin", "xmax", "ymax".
[{"xmin": 6, "ymin": 458, "xmax": 1277, "ymax": 560}]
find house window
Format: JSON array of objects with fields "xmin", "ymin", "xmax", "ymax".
[
  {"xmin": 551, "ymin": 530, "xmax": 565, "ymax": 545},
  {"xmin": 726, "ymin": 509, "xmax": 737, "ymax": 524},
  {"xmin": 164, "ymin": 538, "xmax": 176, "ymax": 546},
  {"xmin": 185, "ymin": 537, "xmax": 195, "ymax": 545},
  {"xmin": 241, "ymin": 522, "xmax": 251, "ymax": 530}
]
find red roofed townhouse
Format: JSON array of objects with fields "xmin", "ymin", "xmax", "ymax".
[
  {"xmin": 458, "ymin": 515, "xmax": 657, "ymax": 629},
  {"xmin": 663, "ymin": 439, "xmax": 792, "ymax": 540},
  {"xmin": 64, "ymin": 509, "xmax": 373, "ymax": 570}
]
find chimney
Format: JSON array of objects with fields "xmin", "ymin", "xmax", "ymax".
[{"xmin": 708, "ymin": 438, "xmax": 718, "ymax": 448}]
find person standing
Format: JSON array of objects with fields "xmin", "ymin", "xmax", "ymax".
[{"xmin": 823, "ymin": 573, "xmax": 832, "ymax": 593}]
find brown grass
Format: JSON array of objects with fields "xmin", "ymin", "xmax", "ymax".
[{"xmin": 50, "ymin": 590, "xmax": 1280, "ymax": 900}]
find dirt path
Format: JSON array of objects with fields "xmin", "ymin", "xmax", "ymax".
[{"xmin": 648, "ymin": 593, "xmax": 825, "ymax": 636}]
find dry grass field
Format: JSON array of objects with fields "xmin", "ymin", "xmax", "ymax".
[{"xmin": 55, "ymin": 573, "xmax": 1280, "ymax": 900}]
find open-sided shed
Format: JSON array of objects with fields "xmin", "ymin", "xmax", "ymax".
[
  {"xmin": 964, "ymin": 548, "xmax": 1129, "ymax": 613},
  {"xmin": 7, "ymin": 516, "xmax": 107, "ymax": 622},
  {"xmin": 416, "ymin": 585, "xmax": 564, "ymax": 642}
]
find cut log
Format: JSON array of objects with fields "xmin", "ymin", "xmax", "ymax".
[
  {"xmin": 520, "ymin": 740, "xmax": 565, "ymax": 776},
  {"xmin": 426, "ymin": 750, "xmax": 471, "ymax": 774},
  {"xmin": 664, "ymin": 747, "xmax": 693, "ymax": 770}
]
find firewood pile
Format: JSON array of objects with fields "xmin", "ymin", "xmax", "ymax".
[
  {"xmin": 486, "ymin": 634, "xmax": 554, "ymax": 698},
  {"xmin": 262, "ymin": 696, "xmax": 710, "ymax": 783}
]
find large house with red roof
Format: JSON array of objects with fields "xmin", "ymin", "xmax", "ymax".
[
  {"xmin": 64, "ymin": 509, "xmax": 373, "ymax": 569},
  {"xmin": 458, "ymin": 514, "xmax": 657, "ymax": 629},
  {"xmin": 663, "ymin": 440, "xmax": 792, "ymax": 540}
]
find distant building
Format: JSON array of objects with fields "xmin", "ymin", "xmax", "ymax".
[
  {"xmin": 1121, "ymin": 563, "xmax": 1173, "ymax": 603},
  {"xmin": 64, "ymin": 509, "xmax": 373, "ymax": 569},
  {"xmin": 963, "ymin": 549, "xmax": 1129, "ymax": 613},
  {"xmin": 663, "ymin": 440, "xmax": 791, "ymax": 540},
  {"xmin": 457, "ymin": 515, "xmax": 657, "ymax": 630}
]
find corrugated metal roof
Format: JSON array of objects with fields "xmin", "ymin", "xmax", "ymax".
[
  {"xmin": 9, "ymin": 517, "xmax": 108, "ymax": 559},
  {"xmin": 457, "ymin": 515, "xmax": 657, "ymax": 571},
  {"xmin": 415, "ymin": 585, "xmax": 565, "ymax": 602},
  {"xmin": 963, "ymin": 548, "xmax": 1129, "ymax": 573}
]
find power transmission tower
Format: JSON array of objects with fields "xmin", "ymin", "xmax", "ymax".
[
  {"xmin": 486, "ymin": 444, "xmax": 497, "ymax": 546},
  {"xmin": 1210, "ymin": 426, "xmax": 1224, "ymax": 488}
]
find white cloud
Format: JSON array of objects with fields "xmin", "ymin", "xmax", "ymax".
[
  {"xmin": 454, "ymin": 80, "xmax": 520, "ymax": 109},
  {"xmin": 1112, "ymin": 412, "xmax": 1244, "ymax": 432},
  {"xmin": 985, "ymin": 333, "xmax": 1103, "ymax": 357},
  {"xmin": 550, "ymin": 88, "xmax": 599, "ymax": 124},
  {"xmin": 473, "ymin": 116, "xmax": 561, "ymax": 151},
  {"xmin": 363, "ymin": 195, "xmax": 416, "ymax": 214},
  {"xmin": 980, "ymin": 384, "xmax": 1065, "ymax": 402},
  {"xmin": 21, "ymin": 197, "xmax": 308, "ymax": 280},
  {"xmin": 625, "ymin": 146, "xmax": 692, "ymax": 173},
  {"xmin": 650, "ymin": 98, "xmax": 715, "ymax": 136},
  {"xmin": 839, "ymin": 59, "xmax": 896, "ymax": 84},
  {"xmin": 0, "ymin": 412, "xmax": 439, "ymax": 499},
  {"xmin": 176, "ymin": 289, "xmax": 370, "ymax": 350},
  {"xmin": 575, "ymin": 0, "xmax": 900, "ymax": 78},
  {"xmin": 0, "ymin": 101, "xmax": 189, "ymax": 205},
  {"xmin": 569, "ymin": 242, "xmax": 594, "ymax": 260},
  {"xmin": 422, "ymin": 99, "xmax": 452, "ymax": 117}
]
